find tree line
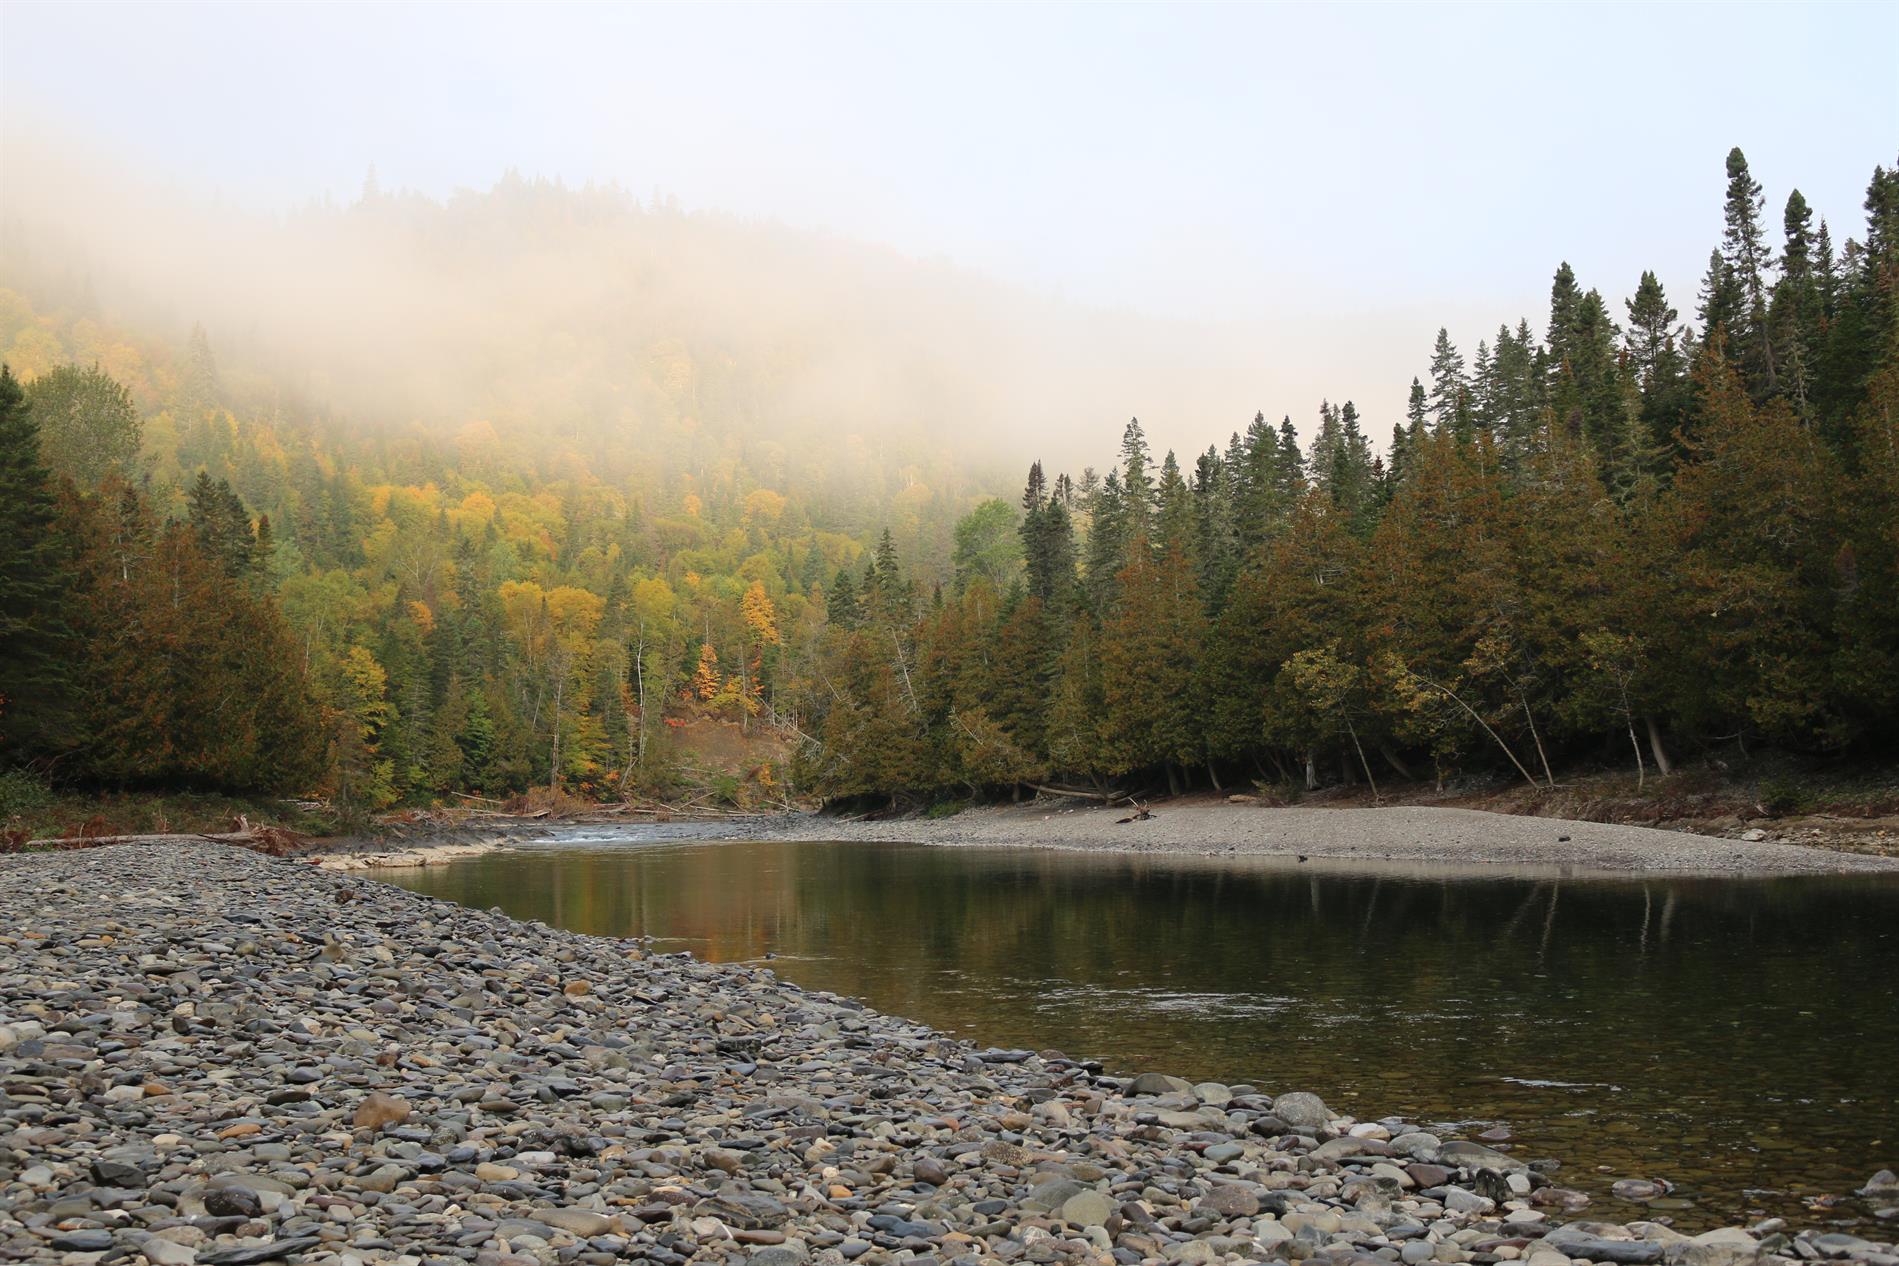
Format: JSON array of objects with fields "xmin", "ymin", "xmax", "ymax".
[
  {"xmin": 0, "ymin": 146, "xmax": 1893, "ymax": 813},
  {"xmin": 791, "ymin": 148, "xmax": 1899, "ymax": 804}
]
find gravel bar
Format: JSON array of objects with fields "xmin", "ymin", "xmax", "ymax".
[
  {"xmin": 731, "ymin": 805, "xmax": 1899, "ymax": 874},
  {"xmin": 3, "ymin": 842, "xmax": 1895, "ymax": 1266}
]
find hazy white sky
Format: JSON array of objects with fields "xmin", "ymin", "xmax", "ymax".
[{"xmin": 4, "ymin": 0, "xmax": 1897, "ymax": 434}]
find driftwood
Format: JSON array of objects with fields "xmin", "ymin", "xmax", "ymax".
[{"xmin": 1030, "ymin": 784, "xmax": 1115, "ymax": 801}]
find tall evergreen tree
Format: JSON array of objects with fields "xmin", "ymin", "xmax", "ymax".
[
  {"xmin": 1427, "ymin": 328, "xmax": 1470, "ymax": 435},
  {"xmin": 1118, "ymin": 417, "xmax": 1155, "ymax": 542},
  {"xmin": 1720, "ymin": 146, "xmax": 1779, "ymax": 396},
  {"xmin": 1082, "ymin": 468, "xmax": 1128, "ymax": 612},
  {"xmin": 0, "ymin": 365, "xmax": 74, "ymax": 757},
  {"xmin": 1548, "ymin": 262, "xmax": 1583, "ymax": 368},
  {"xmin": 827, "ymin": 567, "xmax": 861, "ymax": 628},
  {"xmin": 1626, "ymin": 270, "xmax": 1690, "ymax": 456}
]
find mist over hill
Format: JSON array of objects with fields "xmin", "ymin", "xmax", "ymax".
[{"xmin": 1, "ymin": 129, "xmax": 1292, "ymax": 485}]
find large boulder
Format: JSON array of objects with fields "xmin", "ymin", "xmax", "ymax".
[{"xmin": 1272, "ymin": 1091, "xmax": 1330, "ymax": 1129}]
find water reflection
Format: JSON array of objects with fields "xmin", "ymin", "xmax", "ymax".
[{"xmin": 386, "ymin": 839, "xmax": 1899, "ymax": 1232}]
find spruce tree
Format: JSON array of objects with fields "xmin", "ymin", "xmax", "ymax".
[
  {"xmin": 1228, "ymin": 412, "xmax": 1286, "ymax": 560},
  {"xmin": 1118, "ymin": 417, "xmax": 1155, "ymax": 542},
  {"xmin": 1307, "ymin": 402, "xmax": 1342, "ymax": 494},
  {"xmin": 1719, "ymin": 147, "xmax": 1778, "ymax": 395},
  {"xmin": 1327, "ymin": 402, "xmax": 1378, "ymax": 535},
  {"xmin": 1155, "ymin": 450, "xmax": 1195, "ymax": 555},
  {"xmin": 1275, "ymin": 416, "xmax": 1305, "ymax": 495},
  {"xmin": 1697, "ymin": 248, "xmax": 1745, "ymax": 355},
  {"xmin": 1625, "ymin": 270, "xmax": 1689, "ymax": 456},
  {"xmin": 1082, "ymin": 468, "xmax": 1127, "ymax": 613},
  {"xmin": 1427, "ymin": 329, "xmax": 1470, "ymax": 435},
  {"xmin": 1471, "ymin": 339, "xmax": 1496, "ymax": 435},
  {"xmin": 0, "ymin": 365, "xmax": 73, "ymax": 757},
  {"xmin": 1773, "ymin": 190, "xmax": 1820, "ymax": 421},
  {"xmin": 827, "ymin": 567, "xmax": 861, "ymax": 628},
  {"xmin": 1547, "ymin": 263, "xmax": 1583, "ymax": 367}
]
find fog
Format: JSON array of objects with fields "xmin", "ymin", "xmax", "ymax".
[
  {"xmin": 1, "ymin": 124, "xmax": 1348, "ymax": 474},
  {"xmin": 3, "ymin": 2, "xmax": 1896, "ymax": 475}
]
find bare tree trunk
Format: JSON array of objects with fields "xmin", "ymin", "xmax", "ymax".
[
  {"xmin": 1345, "ymin": 717, "xmax": 1379, "ymax": 802},
  {"xmin": 1304, "ymin": 749, "xmax": 1318, "ymax": 792},
  {"xmin": 1519, "ymin": 691, "xmax": 1556, "ymax": 787},
  {"xmin": 1626, "ymin": 716, "xmax": 1647, "ymax": 790},
  {"xmin": 1645, "ymin": 716, "xmax": 1673, "ymax": 776},
  {"xmin": 1412, "ymin": 672, "xmax": 1540, "ymax": 789},
  {"xmin": 620, "ymin": 621, "xmax": 648, "ymax": 797},
  {"xmin": 548, "ymin": 672, "xmax": 565, "ymax": 795},
  {"xmin": 1379, "ymin": 743, "xmax": 1415, "ymax": 781},
  {"xmin": 1206, "ymin": 759, "xmax": 1223, "ymax": 792},
  {"xmin": 889, "ymin": 629, "xmax": 920, "ymax": 716}
]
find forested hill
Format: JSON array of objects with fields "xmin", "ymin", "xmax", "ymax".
[
  {"xmin": 1, "ymin": 146, "xmax": 1896, "ymax": 816},
  {"xmin": 798, "ymin": 148, "xmax": 1899, "ymax": 802}
]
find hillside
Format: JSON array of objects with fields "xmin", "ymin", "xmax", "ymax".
[{"xmin": 1, "ymin": 145, "xmax": 1897, "ymax": 830}]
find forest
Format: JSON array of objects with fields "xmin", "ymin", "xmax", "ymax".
[{"xmin": 1, "ymin": 146, "xmax": 1896, "ymax": 815}]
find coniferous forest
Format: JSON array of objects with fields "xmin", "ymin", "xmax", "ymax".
[{"xmin": 2, "ymin": 147, "xmax": 1896, "ymax": 816}]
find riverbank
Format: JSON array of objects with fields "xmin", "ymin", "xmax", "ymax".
[
  {"xmin": 4, "ymin": 842, "xmax": 1894, "ymax": 1266},
  {"xmin": 724, "ymin": 801, "xmax": 1899, "ymax": 874}
]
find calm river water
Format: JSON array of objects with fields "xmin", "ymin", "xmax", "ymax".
[{"xmin": 384, "ymin": 835, "xmax": 1899, "ymax": 1232}]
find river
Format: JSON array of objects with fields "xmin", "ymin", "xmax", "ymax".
[{"xmin": 383, "ymin": 833, "xmax": 1899, "ymax": 1232}]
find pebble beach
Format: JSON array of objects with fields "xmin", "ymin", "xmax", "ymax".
[{"xmin": 3, "ymin": 842, "xmax": 1894, "ymax": 1266}]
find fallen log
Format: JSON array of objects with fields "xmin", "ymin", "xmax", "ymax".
[{"xmin": 1029, "ymin": 783, "xmax": 1117, "ymax": 801}]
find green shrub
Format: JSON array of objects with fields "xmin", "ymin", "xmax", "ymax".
[
  {"xmin": 0, "ymin": 769, "xmax": 52, "ymax": 818},
  {"xmin": 1758, "ymin": 774, "xmax": 1812, "ymax": 817}
]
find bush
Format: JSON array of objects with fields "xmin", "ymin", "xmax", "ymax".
[
  {"xmin": 0, "ymin": 769, "xmax": 52, "ymax": 818},
  {"xmin": 708, "ymin": 774, "xmax": 743, "ymax": 807},
  {"xmin": 1758, "ymin": 774, "xmax": 1813, "ymax": 817},
  {"xmin": 1255, "ymin": 778, "xmax": 1303, "ymax": 806}
]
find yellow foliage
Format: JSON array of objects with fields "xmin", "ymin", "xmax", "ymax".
[
  {"xmin": 741, "ymin": 580, "xmax": 780, "ymax": 646},
  {"xmin": 690, "ymin": 643, "xmax": 721, "ymax": 701},
  {"xmin": 7, "ymin": 326, "xmax": 63, "ymax": 380},
  {"xmin": 742, "ymin": 488, "xmax": 787, "ymax": 523},
  {"xmin": 457, "ymin": 490, "xmax": 497, "ymax": 526}
]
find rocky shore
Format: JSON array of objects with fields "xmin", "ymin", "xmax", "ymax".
[{"xmin": 3, "ymin": 843, "xmax": 1894, "ymax": 1266}]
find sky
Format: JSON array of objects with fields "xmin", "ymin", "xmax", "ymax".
[{"xmin": 3, "ymin": 0, "xmax": 1897, "ymax": 440}]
